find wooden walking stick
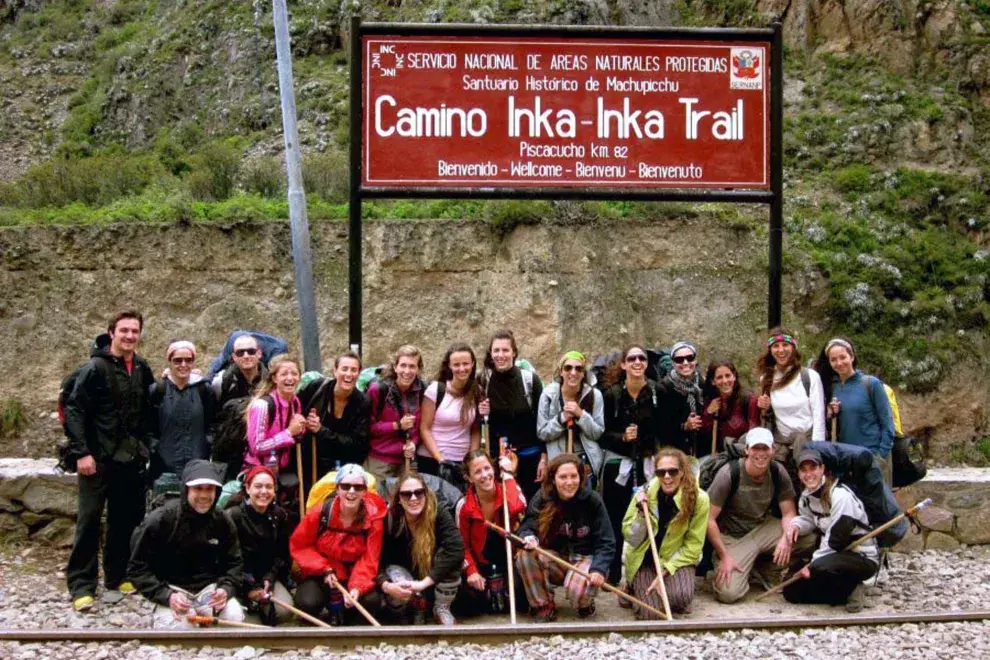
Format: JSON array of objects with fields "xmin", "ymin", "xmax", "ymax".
[
  {"xmin": 711, "ymin": 419, "xmax": 719, "ymax": 457},
  {"xmin": 640, "ymin": 494, "xmax": 673, "ymax": 621},
  {"xmin": 311, "ymin": 436, "xmax": 318, "ymax": 487},
  {"xmin": 327, "ymin": 574, "xmax": 382, "ymax": 627},
  {"xmin": 296, "ymin": 443, "xmax": 306, "ymax": 516},
  {"xmin": 755, "ymin": 498, "xmax": 932, "ymax": 601},
  {"xmin": 500, "ymin": 438, "xmax": 518, "ymax": 624},
  {"xmin": 830, "ymin": 398, "xmax": 839, "ymax": 443},
  {"xmin": 267, "ymin": 596, "xmax": 331, "ymax": 628},
  {"xmin": 566, "ymin": 418, "xmax": 575, "ymax": 455},
  {"xmin": 187, "ymin": 614, "xmax": 269, "ymax": 629},
  {"xmin": 484, "ymin": 521, "xmax": 665, "ymax": 619}
]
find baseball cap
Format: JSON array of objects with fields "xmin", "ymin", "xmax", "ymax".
[
  {"xmin": 796, "ymin": 448, "xmax": 824, "ymax": 466},
  {"xmin": 182, "ymin": 459, "xmax": 223, "ymax": 488},
  {"xmin": 745, "ymin": 427, "xmax": 774, "ymax": 449}
]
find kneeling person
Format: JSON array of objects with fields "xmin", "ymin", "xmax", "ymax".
[
  {"xmin": 706, "ymin": 428, "xmax": 814, "ymax": 603},
  {"xmin": 128, "ymin": 460, "xmax": 244, "ymax": 628}
]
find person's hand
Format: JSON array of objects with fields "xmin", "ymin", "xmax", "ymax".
[
  {"xmin": 624, "ymin": 424, "xmax": 638, "ymax": 442},
  {"xmin": 707, "ymin": 399, "xmax": 721, "ymax": 415},
  {"xmin": 796, "ymin": 565, "xmax": 811, "ymax": 580},
  {"xmin": 588, "ymin": 572, "xmax": 605, "ymax": 589},
  {"xmin": 208, "ymin": 588, "xmax": 228, "ymax": 612},
  {"xmin": 288, "ymin": 413, "xmax": 307, "ymax": 437},
  {"xmin": 773, "ymin": 533, "xmax": 793, "ymax": 566},
  {"xmin": 757, "ymin": 394, "xmax": 771, "ymax": 411},
  {"xmin": 77, "ymin": 455, "xmax": 97, "ymax": 476},
  {"xmin": 563, "ymin": 401, "xmax": 582, "ymax": 418},
  {"xmin": 467, "ymin": 573, "xmax": 486, "ymax": 591},
  {"xmin": 684, "ymin": 413, "xmax": 703, "ymax": 432},
  {"xmin": 305, "ymin": 408, "xmax": 321, "ymax": 433},
  {"xmin": 789, "ymin": 524, "xmax": 801, "ymax": 544},
  {"xmin": 478, "ymin": 399, "xmax": 490, "ymax": 417},
  {"xmin": 498, "ymin": 454, "xmax": 514, "ymax": 475},
  {"xmin": 402, "ymin": 441, "xmax": 415, "ymax": 459},
  {"xmin": 406, "ymin": 578, "xmax": 431, "ymax": 593},
  {"xmin": 433, "ymin": 450, "xmax": 445, "ymax": 462},
  {"xmin": 169, "ymin": 591, "xmax": 192, "ymax": 617},
  {"xmin": 399, "ymin": 414, "xmax": 416, "ymax": 432},
  {"xmin": 635, "ymin": 489, "xmax": 648, "ymax": 506},
  {"xmin": 646, "ymin": 571, "xmax": 669, "ymax": 595},
  {"xmin": 384, "ymin": 581, "xmax": 412, "ymax": 603},
  {"xmin": 344, "ymin": 588, "xmax": 360, "ymax": 608},
  {"xmin": 522, "ymin": 535, "xmax": 539, "ymax": 551},
  {"xmin": 714, "ymin": 554, "xmax": 743, "ymax": 588},
  {"xmin": 536, "ymin": 456, "xmax": 547, "ymax": 483},
  {"xmin": 247, "ymin": 587, "xmax": 266, "ymax": 602},
  {"xmin": 323, "ymin": 570, "xmax": 336, "ymax": 587},
  {"xmin": 828, "ymin": 399, "xmax": 841, "ymax": 419}
]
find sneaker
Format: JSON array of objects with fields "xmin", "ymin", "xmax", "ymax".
[
  {"xmin": 118, "ymin": 582, "xmax": 137, "ymax": 595},
  {"xmin": 101, "ymin": 590, "xmax": 125, "ymax": 605},
  {"xmin": 433, "ymin": 603, "xmax": 456, "ymax": 626},
  {"xmin": 73, "ymin": 595, "xmax": 95, "ymax": 612},
  {"xmin": 531, "ymin": 602, "xmax": 557, "ymax": 623},
  {"xmin": 577, "ymin": 600, "xmax": 597, "ymax": 619},
  {"xmin": 845, "ymin": 584, "xmax": 867, "ymax": 613}
]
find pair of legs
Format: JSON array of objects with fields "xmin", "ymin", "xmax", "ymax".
[
  {"xmin": 66, "ymin": 462, "xmax": 146, "ymax": 599},
  {"xmin": 380, "ymin": 565, "xmax": 460, "ymax": 624},
  {"xmin": 629, "ymin": 564, "xmax": 696, "ymax": 619},
  {"xmin": 152, "ymin": 585, "xmax": 245, "ymax": 629},
  {"xmin": 293, "ymin": 576, "xmax": 381, "ymax": 625},
  {"xmin": 515, "ymin": 550, "xmax": 597, "ymax": 613},
  {"xmin": 713, "ymin": 517, "xmax": 816, "ymax": 603},
  {"xmin": 242, "ymin": 580, "xmax": 293, "ymax": 625},
  {"xmin": 783, "ymin": 552, "xmax": 878, "ymax": 605},
  {"xmin": 601, "ymin": 459, "xmax": 643, "ymax": 584}
]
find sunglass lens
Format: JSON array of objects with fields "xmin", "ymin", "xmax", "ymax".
[
  {"xmin": 626, "ymin": 355, "xmax": 646, "ymax": 363},
  {"xmin": 672, "ymin": 355, "xmax": 695, "ymax": 364},
  {"xmin": 235, "ymin": 349, "xmax": 257, "ymax": 357}
]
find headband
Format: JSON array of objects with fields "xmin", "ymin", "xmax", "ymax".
[
  {"xmin": 766, "ymin": 334, "xmax": 796, "ymax": 348},
  {"xmin": 562, "ymin": 350, "xmax": 586, "ymax": 363},
  {"xmin": 243, "ymin": 465, "xmax": 276, "ymax": 488},
  {"xmin": 669, "ymin": 341, "xmax": 697, "ymax": 358},
  {"xmin": 335, "ymin": 463, "xmax": 367, "ymax": 486},
  {"xmin": 825, "ymin": 338, "xmax": 855, "ymax": 356},
  {"xmin": 166, "ymin": 340, "xmax": 197, "ymax": 361}
]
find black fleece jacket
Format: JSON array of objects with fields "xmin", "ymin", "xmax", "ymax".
[
  {"xmin": 601, "ymin": 380, "xmax": 659, "ymax": 459},
  {"xmin": 297, "ymin": 377, "xmax": 371, "ymax": 469},
  {"xmin": 376, "ymin": 504, "xmax": 464, "ymax": 586},
  {"xmin": 225, "ymin": 500, "xmax": 292, "ymax": 594}
]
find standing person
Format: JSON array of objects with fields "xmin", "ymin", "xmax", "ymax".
[
  {"xmin": 784, "ymin": 448, "xmax": 879, "ymax": 611},
  {"xmin": 290, "ymin": 464, "xmax": 387, "ymax": 626},
  {"xmin": 755, "ymin": 328, "xmax": 826, "ymax": 468},
  {"xmin": 298, "ymin": 351, "xmax": 371, "ymax": 490},
  {"xmin": 701, "ymin": 360, "xmax": 760, "ymax": 451},
  {"xmin": 622, "ymin": 447, "xmax": 710, "ymax": 619},
  {"xmin": 148, "ymin": 341, "xmax": 217, "ymax": 491},
  {"xmin": 417, "ymin": 343, "xmax": 481, "ymax": 492},
  {"xmin": 365, "ymin": 345, "xmax": 425, "ymax": 482},
  {"xmin": 243, "ymin": 355, "xmax": 307, "ymax": 510},
  {"xmin": 64, "ymin": 310, "xmax": 156, "ymax": 612},
  {"xmin": 536, "ymin": 351, "xmax": 605, "ymax": 487},
  {"xmin": 657, "ymin": 341, "xmax": 706, "ymax": 457},
  {"xmin": 515, "ymin": 454, "xmax": 614, "ymax": 622},
  {"xmin": 816, "ymin": 338, "xmax": 895, "ymax": 483},
  {"xmin": 600, "ymin": 345, "xmax": 659, "ymax": 584},
  {"xmin": 128, "ymin": 460, "xmax": 244, "ymax": 629},
  {"xmin": 377, "ymin": 472, "xmax": 464, "ymax": 626},
  {"xmin": 477, "ymin": 330, "xmax": 544, "ymax": 500},
  {"xmin": 454, "ymin": 449, "xmax": 527, "ymax": 617},
  {"xmin": 211, "ymin": 334, "xmax": 265, "ymax": 482},
  {"xmin": 225, "ymin": 466, "xmax": 293, "ymax": 625}
]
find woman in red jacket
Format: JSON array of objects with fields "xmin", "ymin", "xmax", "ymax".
[
  {"xmin": 454, "ymin": 449, "xmax": 526, "ymax": 616},
  {"xmin": 289, "ymin": 464, "xmax": 386, "ymax": 625}
]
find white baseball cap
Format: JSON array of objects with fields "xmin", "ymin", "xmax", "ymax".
[{"xmin": 745, "ymin": 427, "xmax": 774, "ymax": 449}]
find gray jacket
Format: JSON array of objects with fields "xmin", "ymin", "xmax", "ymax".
[{"xmin": 537, "ymin": 381, "xmax": 605, "ymax": 477}]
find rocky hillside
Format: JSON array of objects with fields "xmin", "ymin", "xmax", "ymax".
[{"xmin": 0, "ymin": 0, "xmax": 988, "ymax": 461}]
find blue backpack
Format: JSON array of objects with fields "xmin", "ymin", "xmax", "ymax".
[{"xmin": 206, "ymin": 330, "xmax": 289, "ymax": 380}]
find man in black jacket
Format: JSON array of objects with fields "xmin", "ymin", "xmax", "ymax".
[
  {"xmin": 128, "ymin": 460, "xmax": 245, "ymax": 628},
  {"xmin": 64, "ymin": 310, "xmax": 156, "ymax": 612}
]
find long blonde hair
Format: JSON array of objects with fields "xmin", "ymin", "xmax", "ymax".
[
  {"xmin": 654, "ymin": 447, "xmax": 697, "ymax": 527},
  {"xmin": 253, "ymin": 353, "xmax": 300, "ymax": 399},
  {"xmin": 391, "ymin": 472, "xmax": 437, "ymax": 579}
]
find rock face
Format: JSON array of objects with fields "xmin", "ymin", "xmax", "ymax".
[
  {"xmin": 892, "ymin": 468, "xmax": 990, "ymax": 551},
  {"xmin": 0, "ymin": 458, "xmax": 76, "ymax": 547}
]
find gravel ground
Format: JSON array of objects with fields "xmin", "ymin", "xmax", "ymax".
[{"xmin": 1, "ymin": 544, "xmax": 988, "ymax": 659}]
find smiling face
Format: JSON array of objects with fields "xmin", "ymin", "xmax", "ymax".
[
  {"xmin": 672, "ymin": 347, "xmax": 697, "ymax": 378},
  {"xmin": 246, "ymin": 472, "xmax": 275, "ymax": 511},
  {"xmin": 656, "ymin": 456, "xmax": 684, "ymax": 496},
  {"xmin": 273, "ymin": 362, "xmax": 300, "ymax": 398},
  {"xmin": 398, "ymin": 476, "xmax": 427, "ymax": 518},
  {"xmin": 490, "ymin": 338, "xmax": 515, "ymax": 372},
  {"xmin": 337, "ymin": 475, "xmax": 367, "ymax": 513},
  {"xmin": 109, "ymin": 317, "xmax": 141, "ymax": 357},
  {"xmin": 714, "ymin": 366, "xmax": 736, "ymax": 397},
  {"xmin": 828, "ymin": 346, "xmax": 855, "ymax": 380},
  {"xmin": 746, "ymin": 443, "xmax": 773, "ymax": 474},
  {"xmin": 169, "ymin": 348, "xmax": 195, "ymax": 382},
  {"xmin": 232, "ymin": 336, "xmax": 260, "ymax": 374},
  {"xmin": 449, "ymin": 350, "xmax": 474, "ymax": 387},
  {"xmin": 395, "ymin": 355, "xmax": 420, "ymax": 390},
  {"xmin": 798, "ymin": 460, "xmax": 825, "ymax": 491},
  {"xmin": 622, "ymin": 348, "xmax": 648, "ymax": 380},
  {"xmin": 771, "ymin": 341, "xmax": 794, "ymax": 368},
  {"xmin": 334, "ymin": 356, "xmax": 361, "ymax": 393},
  {"xmin": 560, "ymin": 359, "xmax": 585, "ymax": 390},
  {"xmin": 554, "ymin": 462, "xmax": 581, "ymax": 501},
  {"xmin": 187, "ymin": 484, "xmax": 216, "ymax": 514},
  {"xmin": 467, "ymin": 455, "xmax": 496, "ymax": 494}
]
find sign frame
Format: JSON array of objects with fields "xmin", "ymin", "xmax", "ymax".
[{"xmin": 348, "ymin": 20, "xmax": 784, "ymax": 351}]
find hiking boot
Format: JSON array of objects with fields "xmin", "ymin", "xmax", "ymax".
[
  {"xmin": 531, "ymin": 602, "xmax": 557, "ymax": 623},
  {"xmin": 845, "ymin": 584, "xmax": 867, "ymax": 613},
  {"xmin": 118, "ymin": 581, "xmax": 137, "ymax": 595},
  {"xmin": 617, "ymin": 584, "xmax": 633, "ymax": 609},
  {"xmin": 73, "ymin": 595, "xmax": 95, "ymax": 612},
  {"xmin": 577, "ymin": 600, "xmax": 597, "ymax": 619},
  {"xmin": 433, "ymin": 603, "xmax": 456, "ymax": 626}
]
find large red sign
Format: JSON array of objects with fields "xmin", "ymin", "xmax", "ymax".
[{"xmin": 362, "ymin": 35, "xmax": 771, "ymax": 190}]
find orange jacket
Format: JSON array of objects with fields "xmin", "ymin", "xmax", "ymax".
[{"xmin": 456, "ymin": 478, "xmax": 526, "ymax": 579}]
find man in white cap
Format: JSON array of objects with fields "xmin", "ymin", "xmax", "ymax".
[
  {"xmin": 705, "ymin": 427, "xmax": 815, "ymax": 603},
  {"xmin": 127, "ymin": 459, "xmax": 245, "ymax": 628}
]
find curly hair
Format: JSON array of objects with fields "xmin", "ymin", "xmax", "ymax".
[
  {"xmin": 654, "ymin": 447, "xmax": 697, "ymax": 527},
  {"xmin": 391, "ymin": 472, "xmax": 437, "ymax": 579},
  {"xmin": 756, "ymin": 326, "xmax": 804, "ymax": 394},
  {"xmin": 536, "ymin": 453, "xmax": 585, "ymax": 546}
]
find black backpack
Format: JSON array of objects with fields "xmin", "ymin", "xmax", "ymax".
[
  {"xmin": 56, "ymin": 357, "xmax": 121, "ymax": 473},
  {"xmin": 699, "ymin": 444, "xmax": 783, "ymax": 518},
  {"xmin": 211, "ymin": 394, "xmax": 275, "ymax": 481}
]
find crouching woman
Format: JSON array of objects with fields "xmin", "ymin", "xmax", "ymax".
[
  {"xmin": 783, "ymin": 448, "xmax": 879, "ymax": 610},
  {"xmin": 622, "ymin": 447, "xmax": 709, "ymax": 618}
]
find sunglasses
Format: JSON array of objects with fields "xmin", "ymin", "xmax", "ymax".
[
  {"xmin": 338, "ymin": 483, "xmax": 367, "ymax": 492},
  {"xmin": 234, "ymin": 348, "xmax": 259, "ymax": 357},
  {"xmin": 655, "ymin": 468, "xmax": 681, "ymax": 478},
  {"xmin": 399, "ymin": 488, "xmax": 427, "ymax": 501},
  {"xmin": 170, "ymin": 357, "xmax": 194, "ymax": 365},
  {"xmin": 625, "ymin": 354, "xmax": 647, "ymax": 363},
  {"xmin": 562, "ymin": 364, "xmax": 585, "ymax": 373},
  {"xmin": 671, "ymin": 355, "xmax": 696, "ymax": 365}
]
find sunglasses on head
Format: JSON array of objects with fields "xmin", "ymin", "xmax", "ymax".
[
  {"xmin": 399, "ymin": 488, "xmax": 427, "ymax": 500},
  {"xmin": 338, "ymin": 483, "xmax": 367, "ymax": 493},
  {"xmin": 625, "ymin": 354, "xmax": 647, "ymax": 363},
  {"xmin": 234, "ymin": 348, "xmax": 258, "ymax": 357},
  {"xmin": 562, "ymin": 364, "xmax": 585, "ymax": 373},
  {"xmin": 671, "ymin": 354, "xmax": 696, "ymax": 365},
  {"xmin": 170, "ymin": 357, "xmax": 194, "ymax": 365},
  {"xmin": 655, "ymin": 468, "xmax": 681, "ymax": 478}
]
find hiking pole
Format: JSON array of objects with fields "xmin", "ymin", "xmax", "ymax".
[
  {"xmin": 500, "ymin": 438, "xmax": 518, "ymax": 625},
  {"xmin": 327, "ymin": 573, "xmax": 382, "ymax": 627},
  {"xmin": 296, "ymin": 443, "xmax": 307, "ymax": 515},
  {"xmin": 830, "ymin": 398, "xmax": 839, "ymax": 443},
  {"xmin": 187, "ymin": 614, "xmax": 268, "ymax": 629},
  {"xmin": 640, "ymin": 494, "xmax": 673, "ymax": 620},
  {"xmin": 755, "ymin": 497, "xmax": 933, "ymax": 601},
  {"xmin": 484, "ymin": 521, "xmax": 665, "ymax": 619},
  {"xmin": 566, "ymin": 418, "xmax": 575, "ymax": 455},
  {"xmin": 268, "ymin": 596, "xmax": 331, "ymax": 628},
  {"xmin": 711, "ymin": 419, "xmax": 719, "ymax": 457},
  {"xmin": 311, "ymin": 436, "xmax": 318, "ymax": 488}
]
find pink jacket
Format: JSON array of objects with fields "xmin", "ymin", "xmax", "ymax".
[
  {"xmin": 367, "ymin": 379, "xmax": 423, "ymax": 465},
  {"xmin": 243, "ymin": 393, "xmax": 302, "ymax": 471}
]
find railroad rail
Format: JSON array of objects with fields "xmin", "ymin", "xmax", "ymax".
[{"xmin": 2, "ymin": 610, "xmax": 988, "ymax": 649}]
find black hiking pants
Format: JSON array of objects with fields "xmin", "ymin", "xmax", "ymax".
[{"xmin": 782, "ymin": 551, "xmax": 878, "ymax": 605}]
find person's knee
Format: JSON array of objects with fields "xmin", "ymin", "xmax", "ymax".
[{"xmin": 713, "ymin": 576, "xmax": 748, "ymax": 604}]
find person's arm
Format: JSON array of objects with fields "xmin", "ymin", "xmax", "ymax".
[
  {"xmin": 289, "ymin": 504, "xmax": 334, "ymax": 576},
  {"xmin": 469, "ymin": 415, "xmax": 481, "ymax": 452},
  {"xmin": 246, "ymin": 399, "xmax": 295, "ymax": 459},
  {"xmin": 313, "ymin": 394, "xmax": 371, "ymax": 460},
  {"xmin": 700, "ymin": 396, "xmax": 717, "ymax": 434},
  {"xmin": 576, "ymin": 389, "xmax": 605, "ymax": 441},
  {"xmin": 265, "ymin": 509, "xmax": 293, "ymax": 586},
  {"xmin": 64, "ymin": 364, "xmax": 96, "ymax": 460},
  {"xmin": 368, "ymin": 383, "xmax": 395, "ymax": 434},
  {"xmin": 429, "ymin": 507, "xmax": 466, "ymax": 584},
  {"xmin": 621, "ymin": 488, "xmax": 650, "ymax": 548},
  {"xmin": 789, "ymin": 496, "xmax": 817, "ymax": 537},
  {"xmin": 601, "ymin": 388, "xmax": 626, "ymax": 449},
  {"xmin": 347, "ymin": 514, "xmax": 385, "ymax": 596},
  {"xmin": 666, "ymin": 490, "xmax": 710, "ymax": 574},
  {"xmin": 588, "ymin": 494, "xmax": 616, "ymax": 577},
  {"xmin": 808, "ymin": 370, "xmax": 827, "ymax": 442},
  {"xmin": 745, "ymin": 392, "xmax": 761, "ymax": 432},
  {"xmin": 871, "ymin": 378, "xmax": 896, "ymax": 457},
  {"xmin": 127, "ymin": 512, "xmax": 171, "ymax": 605},
  {"xmin": 455, "ymin": 498, "xmax": 481, "ymax": 579},
  {"xmin": 515, "ymin": 489, "xmax": 543, "ymax": 540},
  {"xmin": 536, "ymin": 387, "xmax": 565, "ymax": 442},
  {"xmin": 418, "ymin": 386, "xmax": 442, "ymax": 461}
]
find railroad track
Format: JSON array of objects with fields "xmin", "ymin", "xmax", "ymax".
[{"xmin": 2, "ymin": 610, "xmax": 988, "ymax": 649}]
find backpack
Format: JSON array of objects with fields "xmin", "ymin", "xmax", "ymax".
[
  {"xmin": 205, "ymin": 330, "xmax": 289, "ymax": 380},
  {"xmin": 699, "ymin": 443, "xmax": 783, "ymax": 518},
  {"xmin": 211, "ymin": 394, "xmax": 276, "ymax": 481},
  {"xmin": 860, "ymin": 377, "xmax": 926, "ymax": 488},
  {"xmin": 56, "ymin": 357, "xmax": 121, "ymax": 473},
  {"xmin": 356, "ymin": 365, "xmax": 389, "ymax": 393},
  {"xmin": 803, "ymin": 440, "xmax": 907, "ymax": 547}
]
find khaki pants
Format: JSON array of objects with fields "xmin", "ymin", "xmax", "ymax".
[
  {"xmin": 713, "ymin": 518, "xmax": 816, "ymax": 604},
  {"xmin": 364, "ymin": 456, "xmax": 405, "ymax": 483}
]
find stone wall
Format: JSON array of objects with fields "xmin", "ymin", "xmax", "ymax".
[
  {"xmin": 0, "ymin": 458, "xmax": 77, "ymax": 547},
  {"xmin": 892, "ymin": 469, "xmax": 990, "ymax": 552}
]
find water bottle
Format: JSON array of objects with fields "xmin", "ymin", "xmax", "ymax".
[
  {"xmin": 487, "ymin": 564, "xmax": 506, "ymax": 614},
  {"xmin": 411, "ymin": 591, "xmax": 428, "ymax": 625},
  {"xmin": 328, "ymin": 588, "xmax": 345, "ymax": 626},
  {"xmin": 265, "ymin": 451, "xmax": 278, "ymax": 470}
]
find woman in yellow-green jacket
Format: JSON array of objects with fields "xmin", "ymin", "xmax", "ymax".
[{"xmin": 622, "ymin": 446, "xmax": 709, "ymax": 619}]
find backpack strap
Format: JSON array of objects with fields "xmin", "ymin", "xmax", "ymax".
[
  {"xmin": 435, "ymin": 381, "xmax": 446, "ymax": 409},
  {"xmin": 521, "ymin": 369, "xmax": 534, "ymax": 410},
  {"xmin": 800, "ymin": 368, "xmax": 811, "ymax": 398},
  {"xmin": 317, "ymin": 495, "xmax": 334, "ymax": 538},
  {"xmin": 728, "ymin": 459, "xmax": 742, "ymax": 503}
]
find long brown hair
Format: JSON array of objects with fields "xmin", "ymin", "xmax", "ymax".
[
  {"xmin": 390, "ymin": 472, "xmax": 437, "ymax": 579},
  {"xmin": 654, "ymin": 447, "xmax": 697, "ymax": 527},
  {"xmin": 434, "ymin": 342, "xmax": 479, "ymax": 427},
  {"xmin": 756, "ymin": 327, "xmax": 803, "ymax": 393},
  {"xmin": 536, "ymin": 454, "xmax": 585, "ymax": 546},
  {"xmin": 819, "ymin": 472, "xmax": 838, "ymax": 513}
]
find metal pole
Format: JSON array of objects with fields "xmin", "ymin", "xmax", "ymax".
[
  {"xmin": 768, "ymin": 22, "xmax": 784, "ymax": 329},
  {"xmin": 348, "ymin": 15, "xmax": 363, "ymax": 357},
  {"xmin": 273, "ymin": 0, "xmax": 321, "ymax": 372}
]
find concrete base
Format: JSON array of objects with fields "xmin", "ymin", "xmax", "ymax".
[{"xmin": 893, "ymin": 468, "xmax": 990, "ymax": 551}]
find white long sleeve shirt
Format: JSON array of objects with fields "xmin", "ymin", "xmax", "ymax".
[{"xmin": 770, "ymin": 368, "xmax": 826, "ymax": 442}]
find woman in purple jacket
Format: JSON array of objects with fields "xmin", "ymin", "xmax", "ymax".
[{"xmin": 365, "ymin": 345, "xmax": 426, "ymax": 481}]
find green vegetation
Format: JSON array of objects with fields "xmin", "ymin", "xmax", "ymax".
[
  {"xmin": 0, "ymin": 398, "xmax": 26, "ymax": 438},
  {"xmin": 948, "ymin": 437, "xmax": 990, "ymax": 467}
]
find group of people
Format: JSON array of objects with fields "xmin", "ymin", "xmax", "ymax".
[{"xmin": 62, "ymin": 310, "xmax": 896, "ymax": 626}]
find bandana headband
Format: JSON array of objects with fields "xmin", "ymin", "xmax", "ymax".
[
  {"xmin": 562, "ymin": 350, "xmax": 586, "ymax": 363},
  {"xmin": 166, "ymin": 340, "xmax": 197, "ymax": 361},
  {"xmin": 766, "ymin": 334, "xmax": 796, "ymax": 348},
  {"xmin": 825, "ymin": 338, "xmax": 854, "ymax": 356}
]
